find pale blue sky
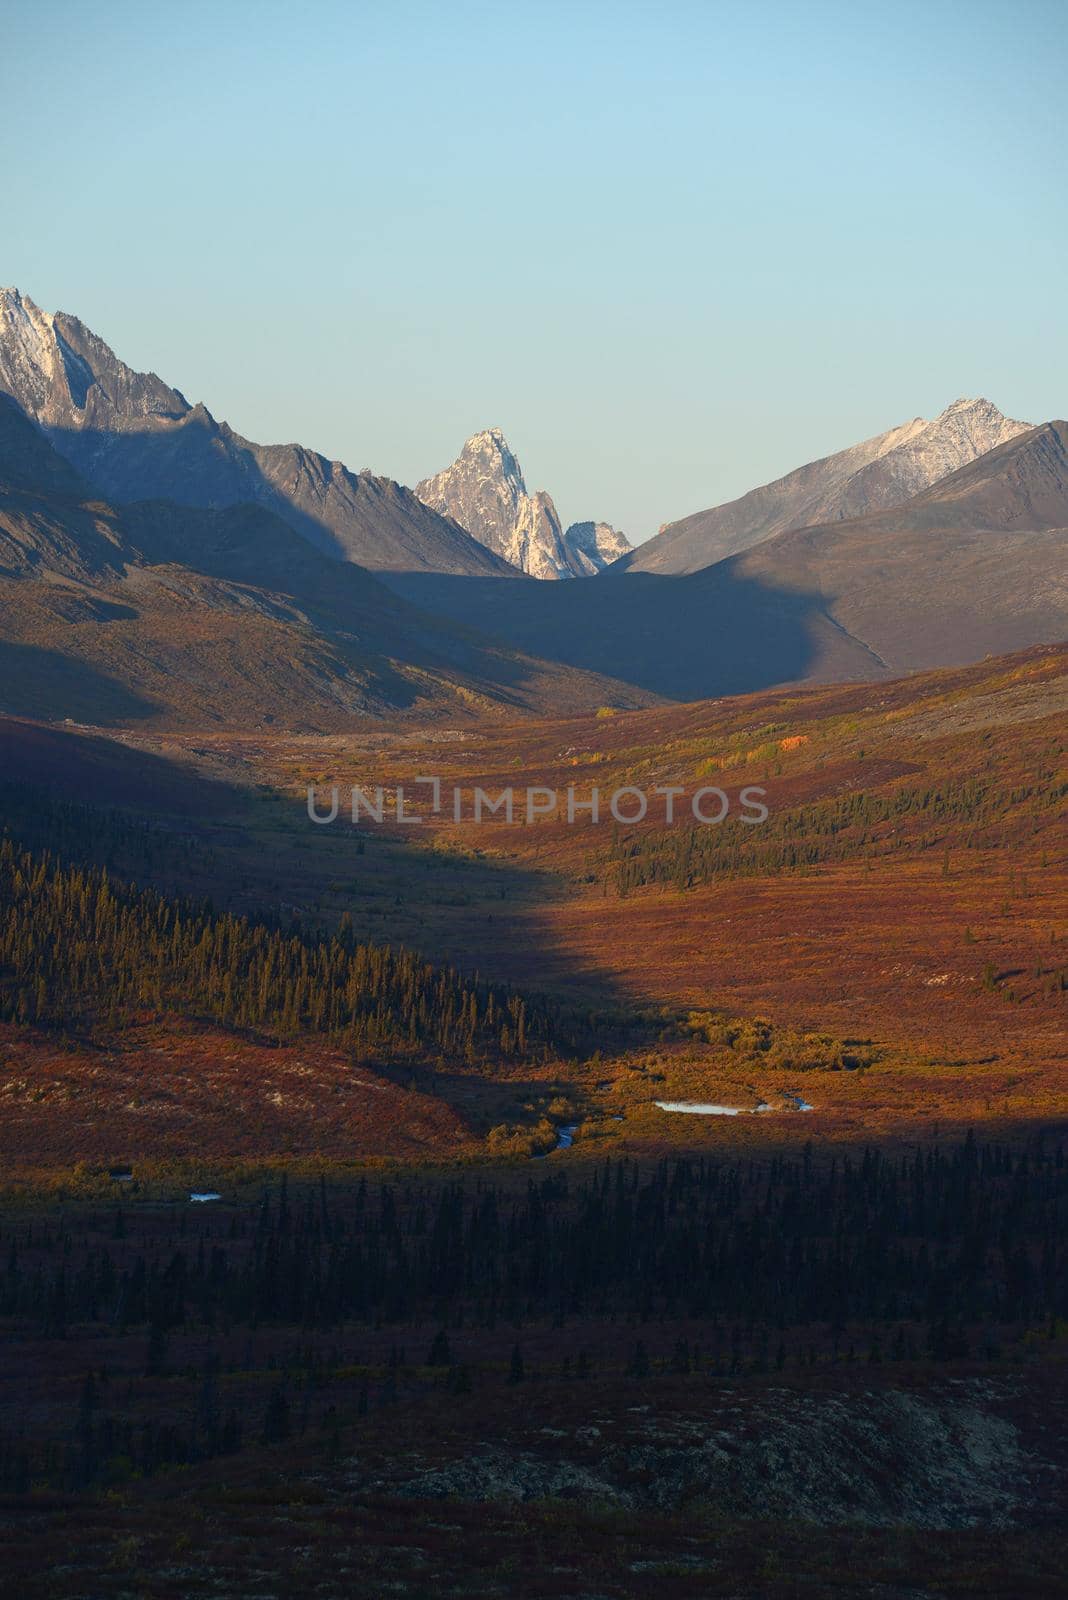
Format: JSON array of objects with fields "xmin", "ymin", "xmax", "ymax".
[{"xmin": 2, "ymin": 0, "xmax": 1065, "ymax": 539}]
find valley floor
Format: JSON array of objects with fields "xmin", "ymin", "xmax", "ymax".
[{"xmin": 0, "ymin": 643, "xmax": 1064, "ymax": 1596}]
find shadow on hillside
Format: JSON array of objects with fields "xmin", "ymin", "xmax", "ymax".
[
  {"xmin": 385, "ymin": 566, "xmax": 885, "ymax": 700},
  {"xmin": 0, "ymin": 714, "xmax": 638, "ymax": 1023},
  {"xmin": 43, "ymin": 417, "xmax": 359, "ymax": 555},
  {"xmin": 0, "ymin": 641, "xmax": 160, "ymax": 726},
  {"xmin": 39, "ymin": 416, "xmax": 882, "ymax": 703},
  {"xmin": 24, "ymin": 421, "xmax": 642, "ymax": 717},
  {"xmin": 0, "ymin": 713, "xmax": 237, "ymax": 815},
  {"xmin": 43, "ymin": 418, "xmax": 485, "ymax": 568}
]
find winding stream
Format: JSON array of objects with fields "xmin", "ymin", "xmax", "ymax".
[{"xmin": 537, "ymin": 1097, "xmax": 813, "ymax": 1158}]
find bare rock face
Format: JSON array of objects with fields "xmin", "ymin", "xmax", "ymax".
[
  {"xmin": 824, "ymin": 397, "xmax": 1037, "ymax": 524},
  {"xmin": 626, "ymin": 397, "xmax": 1034, "ymax": 575},
  {"xmin": 416, "ymin": 428, "xmax": 527, "ymax": 560},
  {"xmin": 416, "ymin": 428, "xmax": 631, "ymax": 579},
  {"xmin": 509, "ymin": 488, "xmax": 572, "ymax": 580},
  {"xmin": 416, "ymin": 428, "xmax": 571, "ymax": 578},
  {"xmin": 0, "ymin": 287, "xmax": 510, "ymax": 576},
  {"xmin": 563, "ymin": 519, "xmax": 632, "ymax": 573}
]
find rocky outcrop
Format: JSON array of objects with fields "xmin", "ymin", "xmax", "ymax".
[
  {"xmin": 376, "ymin": 1383, "xmax": 1029, "ymax": 1530},
  {"xmin": 416, "ymin": 427, "xmax": 631, "ymax": 578},
  {"xmin": 415, "ymin": 428, "xmax": 526, "ymax": 562},
  {"xmin": 510, "ymin": 488, "xmax": 573, "ymax": 580},
  {"xmin": 562, "ymin": 519, "xmax": 631, "ymax": 573}
]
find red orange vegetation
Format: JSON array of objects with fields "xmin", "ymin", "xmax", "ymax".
[{"xmin": 0, "ymin": 1020, "xmax": 475, "ymax": 1173}]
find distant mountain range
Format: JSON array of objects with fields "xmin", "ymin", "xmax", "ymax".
[
  {"xmin": 391, "ymin": 420, "xmax": 1068, "ymax": 698},
  {"xmin": 0, "ymin": 285, "xmax": 1064, "ymax": 721},
  {"xmin": 0, "ymin": 288, "xmax": 513, "ymax": 578},
  {"xmin": 415, "ymin": 428, "xmax": 630, "ymax": 579},
  {"xmin": 0, "ymin": 392, "xmax": 650, "ymax": 726},
  {"xmin": 714, "ymin": 418, "xmax": 1068, "ymax": 674},
  {"xmin": 622, "ymin": 397, "xmax": 1034, "ymax": 574}
]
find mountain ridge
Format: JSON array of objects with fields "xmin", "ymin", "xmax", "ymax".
[
  {"xmin": 621, "ymin": 397, "xmax": 1034, "ymax": 575},
  {"xmin": 0, "ymin": 393, "xmax": 656, "ymax": 726},
  {"xmin": 389, "ymin": 419, "xmax": 1068, "ymax": 698},
  {"xmin": 2, "ymin": 287, "xmax": 1062, "ymax": 715},
  {"xmin": 0, "ymin": 288, "xmax": 514, "ymax": 578}
]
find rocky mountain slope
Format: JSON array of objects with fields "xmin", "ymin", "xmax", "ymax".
[
  {"xmin": 415, "ymin": 427, "xmax": 631, "ymax": 578},
  {"xmin": 3, "ymin": 286, "xmax": 1059, "ymax": 710},
  {"xmin": 563, "ymin": 518, "xmax": 632, "ymax": 574},
  {"xmin": 390, "ymin": 420, "xmax": 1068, "ymax": 698},
  {"xmin": 0, "ymin": 397, "xmax": 653, "ymax": 726},
  {"xmin": 715, "ymin": 418, "xmax": 1068, "ymax": 672},
  {"xmin": 624, "ymin": 397, "xmax": 1033, "ymax": 574},
  {"xmin": 0, "ymin": 288, "xmax": 512, "ymax": 577}
]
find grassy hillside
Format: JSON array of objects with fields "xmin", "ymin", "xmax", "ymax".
[{"xmin": 2, "ymin": 643, "xmax": 1060, "ymax": 1169}]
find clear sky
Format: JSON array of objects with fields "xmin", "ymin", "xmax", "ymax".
[{"xmin": 2, "ymin": 0, "xmax": 1066, "ymax": 540}]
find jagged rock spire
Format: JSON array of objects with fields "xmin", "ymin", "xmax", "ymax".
[{"xmin": 415, "ymin": 428, "xmax": 631, "ymax": 579}]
